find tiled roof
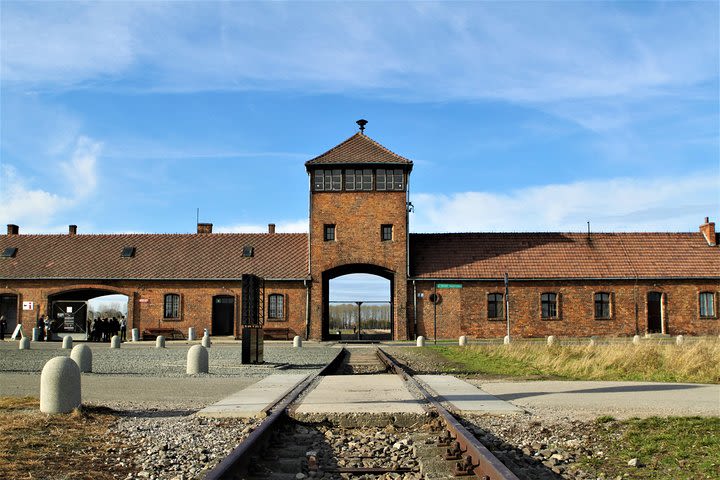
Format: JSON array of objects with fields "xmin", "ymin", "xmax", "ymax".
[
  {"xmin": 410, "ymin": 232, "xmax": 720, "ymax": 279},
  {"xmin": 0, "ymin": 233, "xmax": 308, "ymax": 280},
  {"xmin": 305, "ymin": 133, "xmax": 413, "ymax": 167}
]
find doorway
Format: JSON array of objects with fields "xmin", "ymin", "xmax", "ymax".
[
  {"xmin": 647, "ymin": 292, "xmax": 663, "ymax": 333},
  {"xmin": 212, "ymin": 295, "xmax": 235, "ymax": 335},
  {"xmin": 0, "ymin": 294, "xmax": 18, "ymax": 334}
]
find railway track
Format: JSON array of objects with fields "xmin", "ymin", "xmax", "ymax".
[{"xmin": 204, "ymin": 347, "xmax": 518, "ymax": 480}]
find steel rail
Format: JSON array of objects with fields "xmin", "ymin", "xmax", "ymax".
[
  {"xmin": 204, "ymin": 348, "xmax": 346, "ymax": 480},
  {"xmin": 376, "ymin": 348, "xmax": 520, "ymax": 480}
]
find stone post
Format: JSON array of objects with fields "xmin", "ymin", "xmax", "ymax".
[
  {"xmin": 201, "ymin": 334, "xmax": 211, "ymax": 348},
  {"xmin": 293, "ymin": 335, "xmax": 303, "ymax": 348},
  {"xmin": 632, "ymin": 335, "xmax": 641, "ymax": 345},
  {"xmin": 459, "ymin": 335, "xmax": 467, "ymax": 346},
  {"xmin": 589, "ymin": 337, "xmax": 596, "ymax": 347},
  {"xmin": 188, "ymin": 327, "xmax": 196, "ymax": 341},
  {"xmin": 40, "ymin": 357, "xmax": 81, "ymax": 414},
  {"xmin": 416, "ymin": 336, "xmax": 425, "ymax": 347},
  {"xmin": 131, "ymin": 328, "xmax": 139, "ymax": 342},
  {"xmin": 70, "ymin": 344, "xmax": 92, "ymax": 373},
  {"xmin": 187, "ymin": 345, "xmax": 208, "ymax": 374},
  {"xmin": 32, "ymin": 327, "xmax": 40, "ymax": 341},
  {"xmin": 110, "ymin": 335, "xmax": 121, "ymax": 348},
  {"xmin": 547, "ymin": 335, "xmax": 556, "ymax": 346},
  {"xmin": 503, "ymin": 335, "xmax": 510, "ymax": 345},
  {"xmin": 19, "ymin": 337, "xmax": 30, "ymax": 349},
  {"xmin": 676, "ymin": 335, "xmax": 684, "ymax": 346},
  {"xmin": 156, "ymin": 336, "xmax": 166, "ymax": 348},
  {"xmin": 62, "ymin": 336, "xmax": 73, "ymax": 349}
]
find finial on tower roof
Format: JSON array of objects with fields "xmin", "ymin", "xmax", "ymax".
[{"xmin": 356, "ymin": 119, "xmax": 368, "ymax": 133}]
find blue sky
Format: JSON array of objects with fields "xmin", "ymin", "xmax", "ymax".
[{"xmin": 1, "ymin": 1, "xmax": 718, "ymax": 243}]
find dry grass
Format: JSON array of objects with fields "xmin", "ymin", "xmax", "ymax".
[
  {"xmin": 433, "ymin": 338, "xmax": 720, "ymax": 383},
  {"xmin": 0, "ymin": 397, "xmax": 132, "ymax": 480}
]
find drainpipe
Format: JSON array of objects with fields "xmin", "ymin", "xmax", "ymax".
[
  {"xmin": 304, "ymin": 279, "xmax": 310, "ymax": 340},
  {"xmin": 412, "ymin": 280, "xmax": 417, "ymax": 339}
]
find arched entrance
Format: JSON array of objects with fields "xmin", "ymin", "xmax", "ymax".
[
  {"xmin": 322, "ymin": 264, "xmax": 394, "ymax": 341},
  {"xmin": 48, "ymin": 289, "xmax": 129, "ymax": 339},
  {"xmin": 212, "ymin": 295, "xmax": 235, "ymax": 336}
]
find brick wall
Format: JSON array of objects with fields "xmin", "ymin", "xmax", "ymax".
[
  {"xmin": 309, "ymin": 190, "xmax": 408, "ymax": 339},
  {"xmin": 408, "ymin": 279, "xmax": 720, "ymax": 339}
]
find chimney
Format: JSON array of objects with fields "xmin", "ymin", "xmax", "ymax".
[
  {"xmin": 268, "ymin": 223, "xmax": 276, "ymax": 234},
  {"xmin": 197, "ymin": 223, "xmax": 213, "ymax": 234},
  {"xmin": 69, "ymin": 225, "xmax": 77, "ymax": 235},
  {"xmin": 700, "ymin": 217, "xmax": 716, "ymax": 246},
  {"xmin": 6, "ymin": 224, "xmax": 18, "ymax": 235}
]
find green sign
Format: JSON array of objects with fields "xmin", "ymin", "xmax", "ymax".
[{"xmin": 436, "ymin": 283, "xmax": 462, "ymax": 289}]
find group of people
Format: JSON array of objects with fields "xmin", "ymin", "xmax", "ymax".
[
  {"xmin": 88, "ymin": 317, "xmax": 127, "ymax": 342},
  {"xmin": 35, "ymin": 315, "xmax": 53, "ymax": 341}
]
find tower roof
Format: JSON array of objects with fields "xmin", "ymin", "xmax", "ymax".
[{"xmin": 305, "ymin": 132, "xmax": 413, "ymax": 169}]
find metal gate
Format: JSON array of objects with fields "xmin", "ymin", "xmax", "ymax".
[{"xmin": 51, "ymin": 300, "xmax": 88, "ymax": 333}]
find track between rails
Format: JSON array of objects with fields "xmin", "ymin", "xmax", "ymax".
[{"xmin": 204, "ymin": 346, "xmax": 518, "ymax": 480}]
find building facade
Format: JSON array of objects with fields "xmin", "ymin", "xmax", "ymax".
[{"xmin": 1, "ymin": 130, "xmax": 718, "ymax": 340}]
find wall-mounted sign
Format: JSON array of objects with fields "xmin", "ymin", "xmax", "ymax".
[
  {"xmin": 436, "ymin": 283, "xmax": 462, "ymax": 289},
  {"xmin": 139, "ymin": 299, "xmax": 149, "ymax": 303},
  {"xmin": 66, "ymin": 306, "xmax": 73, "ymax": 313},
  {"xmin": 22, "ymin": 301, "xmax": 34, "ymax": 310}
]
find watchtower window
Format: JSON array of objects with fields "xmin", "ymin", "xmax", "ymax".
[
  {"xmin": 324, "ymin": 224, "xmax": 336, "ymax": 241},
  {"xmin": 314, "ymin": 169, "xmax": 342, "ymax": 191},
  {"xmin": 381, "ymin": 224, "xmax": 393, "ymax": 241},
  {"xmin": 345, "ymin": 169, "xmax": 362, "ymax": 191},
  {"xmin": 377, "ymin": 169, "xmax": 404, "ymax": 191}
]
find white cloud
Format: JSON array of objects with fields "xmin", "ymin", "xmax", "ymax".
[
  {"xmin": 0, "ymin": 136, "xmax": 102, "ymax": 232},
  {"xmin": 216, "ymin": 219, "xmax": 308, "ymax": 234},
  {"xmin": 411, "ymin": 171, "xmax": 720, "ymax": 233}
]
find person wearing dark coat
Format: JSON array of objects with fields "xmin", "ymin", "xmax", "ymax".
[
  {"xmin": 0, "ymin": 314, "xmax": 7, "ymax": 340},
  {"xmin": 37, "ymin": 316, "xmax": 45, "ymax": 341}
]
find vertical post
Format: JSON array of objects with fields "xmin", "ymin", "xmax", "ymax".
[
  {"xmin": 356, "ymin": 301, "xmax": 362, "ymax": 340},
  {"xmin": 433, "ymin": 282, "xmax": 437, "ymax": 345},
  {"xmin": 504, "ymin": 273, "xmax": 510, "ymax": 341}
]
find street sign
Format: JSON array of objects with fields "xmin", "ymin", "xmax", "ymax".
[{"xmin": 436, "ymin": 283, "xmax": 462, "ymax": 289}]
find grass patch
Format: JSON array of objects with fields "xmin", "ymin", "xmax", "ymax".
[
  {"xmin": 429, "ymin": 339, "xmax": 720, "ymax": 383},
  {"xmin": 584, "ymin": 416, "xmax": 720, "ymax": 479},
  {"xmin": 0, "ymin": 397, "xmax": 132, "ymax": 480}
]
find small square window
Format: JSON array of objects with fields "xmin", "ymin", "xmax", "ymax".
[
  {"xmin": 1, "ymin": 247, "xmax": 17, "ymax": 258},
  {"xmin": 120, "ymin": 247, "xmax": 135, "ymax": 258},
  {"xmin": 324, "ymin": 224, "xmax": 336, "ymax": 241},
  {"xmin": 242, "ymin": 246, "xmax": 254, "ymax": 257},
  {"xmin": 381, "ymin": 224, "xmax": 393, "ymax": 241}
]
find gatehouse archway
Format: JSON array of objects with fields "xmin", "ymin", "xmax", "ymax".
[
  {"xmin": 322, "ymin": 264, "xmax": 394, "ymax": 341},
  {"xmin": 48, "ymin": 288, "xmax": 129, "ymax": 339}
]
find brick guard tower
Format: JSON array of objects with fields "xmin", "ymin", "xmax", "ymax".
[{"xmin": 306, "ymin": 121, "xmax": 413, "ymax": 340}]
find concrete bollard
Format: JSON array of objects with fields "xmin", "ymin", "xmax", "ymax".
[
  {"xmin": 676, "ymin": 335, "xmax": 684, "ymax": 346},
  {"xmin": 459, "ymin": 335, "xmax": 467, "ymax": 346},
  {"xmin": 201, "ymin": 334, "xmax": 211, "ymax": 348},
  {"xmin": 32, "ymin": 327, "xmax": 40, "ymax": 341},
  {"xmin": 40, "ymin": 357, "xmax": 81, "ymax": 414},
  {"xmin": 632, "ymin": 335, "xmax": 641, "ymax": 345},
  {"xmin": 188, "ymin": 327, "xmax": 196, "ymax": 341},
  {"xmin": 589, "ymin": 337, "xmax": 597, "ymax": 347},
  {"xmin": 131, "ymin": 328, "xmax": 139, "ymax": 342},
  {"xmin": 547, "ymin": 335, "xmax": 556, "ymax": 346},
  {"xmin": 187, "ymin": 345, "xmax": 208, "ymax": 374},
  {"xmin": 416, "ymin": 336, "xmax": 425, "ymax": 347},
  {"xmin": 19, "ymin": 337, "xmax": 30, "ymax": 349},
  {"xmin": 110, "ymin": 335, "xmax": 121, "ymax": 349},
  {"xmin": 503, "ymin": 335, "xmax": 510, "ymax": 345},
  {"xmin": 293, "ymin": 335, "xmax": 303, "ymax": 348},
  {"xmin": 156, "ymin": 336, "xmax": 166, "ymax": 348},
  {"xmin": 70, "ymin": 344, "xmax": 92, "ymax": 373},
  {"xmin": 62, "ymin": 336, "xmax": 73, "ymax": 349}
]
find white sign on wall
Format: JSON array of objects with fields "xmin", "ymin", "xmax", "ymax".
[
  {"xmin": 66, "ymin": 306, "xmax": 73, "ymax": 313},
  {"xmin": 22, "ymin": 301, "xmax": 34, "ymax": 311}
]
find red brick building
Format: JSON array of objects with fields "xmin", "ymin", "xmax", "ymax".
[{"xmin": 1, "ymin": 130, "xmax": 718, "ymax": 340}]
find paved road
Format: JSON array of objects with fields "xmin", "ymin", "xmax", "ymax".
[{"xmin": 473, "ymin": 380, "xmax": 720, "ymax": 419}]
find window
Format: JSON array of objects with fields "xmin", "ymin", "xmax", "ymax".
[
  {"xmin": 268, "ymin": 294, "xmax": 284, "ymax": 320},
  {"xmin": 324, "ymin": 224, "xmax": 336, "ymax": 241},
  {"xmin": 242, "ymin": 246, "xmax": 254, "ymax": 257},
  {"xmin": 164, "ymin": 294, "xmax": 180, "ymax": 319},
  {"xmin": 345, "ymin": 169, "xmax": 362, "ymax": 191},
  {"xmin": 700, "ymin": 292, "xmax": 716, "ymax": 318},
  {"xmin": 594, "ymin": 293, "xmax": 611, "ymax": 319},
  {"xmin": 121, "ymin": 247, "xmax": 135, "ymax": 258},
  {"xmin": 381, "ymin": 224, "xmax": 393, "ymax": 241},
  {"xmin": 1, "ymin": 247, "xmax": 17, "ymax": 258},
  {"xmin": 541, "ymin": 293, "xmax": 558, "ymax": 319},
  {"xmin": 487, "ymin": 293, "xmax": 504, "ymax": 320},
  {"xmin": 313, "ymin": 169, "xmax": 342, "ymax": 191},
  {"xmin": 377, "ymin": 169, "xmax": 404, "ymax": 191}
]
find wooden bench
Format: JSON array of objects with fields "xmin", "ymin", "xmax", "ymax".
[
  {"xmin": 142, "ymin": 328, "xmax": 185, "ymax": 340},
  {"xmin": 263, "ymin": 327, "xmax": 291, "ymax": 340}
]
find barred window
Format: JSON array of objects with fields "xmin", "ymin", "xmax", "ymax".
[
  {"xmin": 541, "ymin": 293, "xmax": 557, "ymax": 319},
  {"xmin": 268, "ymin": 294, "xmax": 284, "ymax": 320},
  {"xmin": 164, "ymin": 294, "xmax": 180, "ymax": 319},
  {"xmin": 487, "ymin": 293, "xmax": 504, "ymax": 319},
  {"xmin": 700, "ymin": 292, "xmax": 716, "ymax": 318},
  {"xmin": 594, "ymin": 293, "xmax": 611, "ymax": 319}
]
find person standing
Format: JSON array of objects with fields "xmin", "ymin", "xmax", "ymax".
[
  {"xmin": 120, "ymin": 317, "xmax": 127, "ymax": 342},
  {"xmin": 44, "ymin": 316, "xmax": 52, "ymax": 341},
  {"xmin": 37, "ymin": 316, "xmax": 45, "ymax": 341},
  {"xmin": 0, "ymin": 314, "xmax": 7, "ymax": 341}
]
